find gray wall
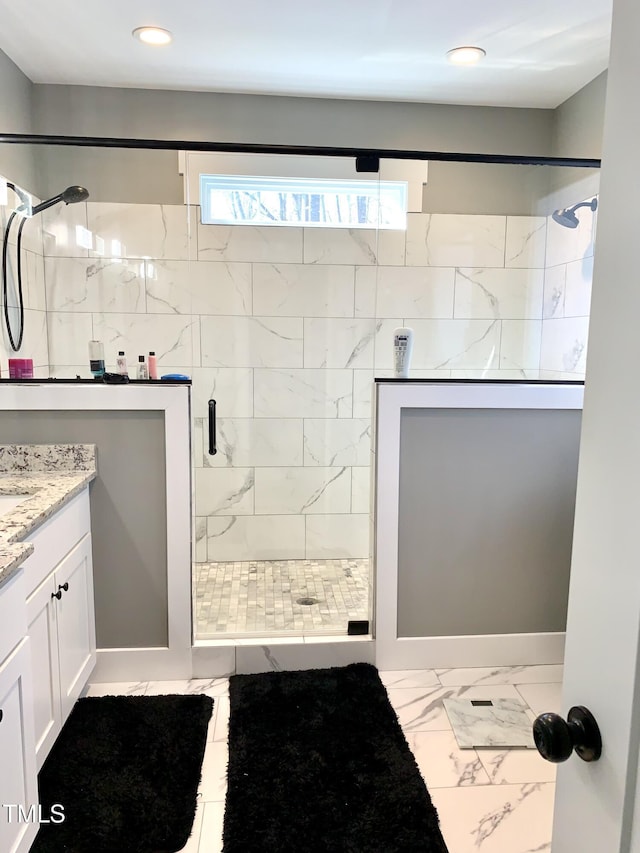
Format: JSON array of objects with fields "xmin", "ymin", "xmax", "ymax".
[
  {"xmin": 26, "ymin": 83, "xmax": 556, "ymax": 208},
  {"xmin": 2, "ymin": 49, "xmax": 608, "ymax": 210},
  {"xmin": 553, "ymin": 71, "xmax": 608, "ymax": 159},
  {"xmin": 397, "ymin": 407, "xmax": 582, "ymax": 638},
  {"xmin": 0, "ymin": 49, "xmax": 37, "ymax": 192},
  {"xmin": 0, "ymin": 410, "xmax": 168, "ymax": 649},
  {"xmin": 32, "ymin": 83, "xmax": 555, "ymax": 154}
]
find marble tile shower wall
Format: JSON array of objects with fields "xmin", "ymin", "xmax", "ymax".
[
  {"xmin": 540, "ymin": 201, "xmax": 597, "ymax": 378},
  {"xmin": 0, "ymin": 197, "xmax": 48, "ymax": 376},
  {"xmin": 42, "ymin": 202, "xmax": 549, "ymax": 560}
]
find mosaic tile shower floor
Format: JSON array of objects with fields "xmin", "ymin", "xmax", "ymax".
[{"xmin": 195, "ymin": 558, "xmax": 370, "ymax": 637}]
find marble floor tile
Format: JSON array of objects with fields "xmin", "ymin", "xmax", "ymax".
[
  {"xmin": 443, "ymin": 698, "xmax": 535, "ymax": 748},
  {"xmin": 379, "ymin": 669, "xmax": 441, "ymax": 689},
  {"xmin": 178, "ymin": 800, "xmax": 204, "ymax": 852},
  {"xmin": 386, "ymin": 685, "xmax": 522, "ymax": 733},
  {"xmin": 212, "ymin": 696, "xmax": 230, "ymax": 742},
  {"xmin": 515, "ymin": 682, "xmax": 564, "ymax": 717},
  {"xmin": 405, "ymin": 730, "xmax": 491, "ymax": 788},
  {"xmin": 477, "ymin": 749, "xmax": 557, "ymax": 785},
  {"xmin": 86, "ymin": 667, "xmax": 559, "ymax": 853},
  {"xmin": 436, "ymin": 665, "xmax": 564, "ymax": 687},
  {"xmin": 84, "ymin": 681, "xmax": 148, "ymax": 697},
  {"xmin": 198, "ymin": 740, "xmax": 229, "ymax": 802},
  {"xmin": 198, "ymin": 801, "xmax": 226, "ymax": 853},
  {"xmin": 431, "ymin": 782, "xmax": 555, "ymax": 853}
]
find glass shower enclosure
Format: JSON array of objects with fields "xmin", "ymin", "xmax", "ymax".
[{"xmin": 0, "ymin": 137, "xmax": 600, "ymax": 643}]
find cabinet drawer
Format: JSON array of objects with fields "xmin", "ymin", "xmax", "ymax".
[
  {"xmin": 0, "ymin": 570, "xmax": 27, "ymax": 665},
  {"xmin": 20, "ymin": 489, "xmax": 90, "ymax": 598}
]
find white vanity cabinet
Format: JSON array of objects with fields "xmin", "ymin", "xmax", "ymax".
[
  {"xmin": 0, "ymin": 571, "xmax": 39, "ymax": 853},
  {"xmin": 23, "ymin": 488, "xmax": 96, "ymax": 768}
]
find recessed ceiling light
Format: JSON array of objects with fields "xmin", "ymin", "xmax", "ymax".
[
  {"xmin": 132, "ymin": 26, "xmax": 173, "ymax": 46},
  {"xmin": 446, "ymin": 46, "xmax": 486, "ymax": 65}
]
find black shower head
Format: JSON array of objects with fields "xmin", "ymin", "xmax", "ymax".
[
  {"xmin": 31, "ymin": 185, "xmax": 90, "ymax": 216},
  {"xmin": 552, "ymin": 197, "xmax": 598, "ymax": 229}
]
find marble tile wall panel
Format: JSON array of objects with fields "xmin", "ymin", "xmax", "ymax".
[
  {"xmin": 42, "ymin": 202, "xmax": 89, "ymax": 258},
  {"xmin": 542, "ymin": 265, "xmax": 566, "ymax": 320},
  {"xmin": 191, "ymin": 367, "xmax": 254, "ymax": 419},
  {"xmin": 254, "ymin": 369, "xmax": 353, "ymax": 418},
  {"xmin": 203, "ymin": 418, "xmax": 303, "ymax": 468},
  {"xmin": 201, "ymin": 316, "xmax": 303, "ymax": 368},
  {"xmin": 206, "ymin": 514, "xmax": 306, "ymax": 561},
  {"xmin": 303, "ymin": 418, "xmax": 371, "ymax": 467},
  {"xmin": 196, "ymin": 467, "xmax": 255, "ymax": 516},
  {"xmin": 305, "ymin": 513, "xmax": 369, "ymax": 558},
  {"xmin": 350, "ymin": 466, "xmax": 371, "ymax": 514},
  {"xmin": 23, "ymin": 250, "xmax": 46, "ymax": 312},
  {"xmin": 252, "ymin": 263, "xmax": 354, "ymax": 317},
  {"xmin": 545, "ymin": 203, "xmax": 597, "ymax": 268},
  {"xmin": 374, "ymin": 319, "xmax": 501, "ymax": 371},
  {"xmin": 540, "ymin": 317, "xmax": 589, "ymax": 374},
  {"xmin": 198, "ymin": 223, "xmax": 303, "ymax": 263},
  {"xmin": 146, "ymin": 260, "xmax": 252, "ymax": 316},
  {"xmin": 87, "ymin": 203, "xmax": 196, "ymax": 260},
  {"xmin": 47, "ymin": 312, "xmax": 93, "ymax": 366},
  {"xmin": 303, "ymin": 227, "xmax": 405, "ymax": 266},
  {"xmin": 505, "ymin": 216, "xmax": 547, "ymax": 268},
  {"xmin": 303, "ymin": 318, "xmax": 382, "ymax": 369},
  {"xmin": 352, "ymin": 370, "xmax": 375, "ymax": 419},
  {"xmin": 38, "ymin": 201, "xmax": 565, "ymax": 561},
  {"xmin": 564, "ymin": 256, "xmax": 593, "ymax": 317},
  {"xmin": 0, "ymin": 308, "xmax": 49, "ymax": 375},
  {"xmin": 254, "ymin": 466, "xmax": 351, "ymax": 515},
  {"xmin": 454, "ymin": 268, "xmax": 544, "ymax": 320},
  {"xmin": 45, "ymin": 257, "xmax": 146, "ymax": 313},
  {"xmin": 500, "ymin": 320, "xmax": 543, "ymax": 371},
  {"xmin": 92, "ymin": 312, "xmax": 199, "ymax": 369},
  {"xmin": 355, "ymin": 266, "xmax": 455, "ymax": 318},
  {"xmin": 406, "ymin": 214, "xmax": 507, "ymax": 268}
]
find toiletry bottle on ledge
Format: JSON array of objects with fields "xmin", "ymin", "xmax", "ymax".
[
  {"xmin": 137, "ymin": 354, "xmax": 149, "ymax": 380},
  {"xmin": 148, "ymin": 351, "xmax": 158, "ymax": 380},
  {"xmin": 116, "ymin": 351, "xmax": 128, "ymax": 377},
  {"xmin": 89, "ymin": 340, "xmax": 105, "ymax": 378},
  {"xmin": 393, "ymin": 327, "xmax": 414, "ymax": 378}
]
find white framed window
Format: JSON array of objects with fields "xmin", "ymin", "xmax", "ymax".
[{"xmin": 199, "ymin": 174, "xmax": 408, "ymax": 229}]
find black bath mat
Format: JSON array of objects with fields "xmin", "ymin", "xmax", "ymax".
[
  {"xmin": 33, "ymin": 693, "xmax": 213, "ymax": 853},
  {"xmin": 223, "ymin": 662, "xmax": 448, "ymax": 852}
]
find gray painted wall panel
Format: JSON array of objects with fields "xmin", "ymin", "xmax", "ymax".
[
  {"xmin": 0, "ymin": 410, "xmax": 168, "ymax": 648},
  {"xmin": 397, "ymin": 407, "xmax": 582, "ymax": 638}
]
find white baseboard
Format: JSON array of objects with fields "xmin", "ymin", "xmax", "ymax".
[{"xmin": 374, "ymin": 632, "xmax": 566, "ymax": 671}]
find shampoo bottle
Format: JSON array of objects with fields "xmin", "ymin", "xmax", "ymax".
[
  {"xmin": 137, "ymin": 355, "xmax": 149, "ymax": 380},
  {"xmin": 393, "ymin": 327, "xmax": 414, "ymax": 378},
  {"xmin": 148, "ymin": 351, "xmax": 158, "ymax": 380},
  {"xmin": 88, "ymin": 340, "xmax": 105, "ymax": 378},
  {"xmin": 116, "ymin": 351, "xmax": 128, "ymax": 377}
]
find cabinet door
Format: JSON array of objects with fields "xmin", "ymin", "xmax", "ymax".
[
  {"xmin": 55, "ymin": 534, "xmax": 96, "ymax": 721},
  {"xmin": 0, "ymin": 639, "xmax": 39, "ymax": 853},
  {"xmin": 26, "ymin": 570, "xmax": 62, "ymax": 768}
]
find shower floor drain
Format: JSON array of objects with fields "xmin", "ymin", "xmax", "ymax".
[{"xmin": 296, "ymin": 597, "xmax": 319, "ymax": 606}]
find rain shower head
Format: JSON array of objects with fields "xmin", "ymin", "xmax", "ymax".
[
  {"xmin": 31, "ymin": 185, "xmax": 90, "ymax": 215},
  {"xmin": 552, "ymin": 197, "xmax": 598, "ymax": 229}
]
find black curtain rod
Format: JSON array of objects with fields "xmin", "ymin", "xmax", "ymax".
[{"xmin": 0, "ymin": 132, "xmax": 601, "ymax": 169}]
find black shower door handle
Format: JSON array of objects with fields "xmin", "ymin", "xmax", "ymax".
[{"xmin": 208, "ymin": 399, "xmax": 217, "ymax": 455}]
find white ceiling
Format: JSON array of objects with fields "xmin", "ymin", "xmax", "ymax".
[{"xmin": 0, "ymin": 0, "xmax": 612, "ymax": 108}]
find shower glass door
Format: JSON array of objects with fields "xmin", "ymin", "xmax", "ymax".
[{"xmin": 187, "ymin": 151, "xmax": 384, "ymax": 639}]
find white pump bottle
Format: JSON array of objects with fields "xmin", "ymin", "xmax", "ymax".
[{"xmin": 393, "ymin": 327, "xmax": 414, "ymax": 378}]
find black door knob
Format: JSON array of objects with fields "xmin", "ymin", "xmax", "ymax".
[{"xmin": 533, "ymin": 706, "xmax": 602, "ymax": 763}]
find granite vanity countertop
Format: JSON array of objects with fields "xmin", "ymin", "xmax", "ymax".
[{"xmin": 0, "ymin": 445, "xmax": 97, "ymax": 589}]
